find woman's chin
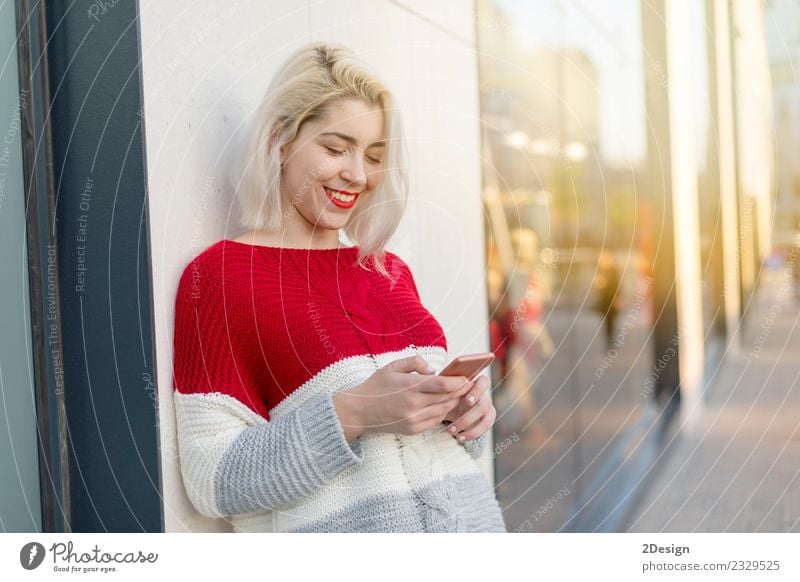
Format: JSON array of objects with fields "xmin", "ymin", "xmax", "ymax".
[{"xmin": 314, "ymin": 210, "xmax": 350, "ymax": 232}]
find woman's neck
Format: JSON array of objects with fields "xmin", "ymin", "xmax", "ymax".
[{"xmin": 233, "ymin": 228, "xmax": 343, "ymax": 250}]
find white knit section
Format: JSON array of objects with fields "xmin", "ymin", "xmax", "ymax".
[
  {"xmin": 174, "ymin": 345, "xmax": 493, "ymax": 531},
  {"xmin": 173, "ymin": 391, "xmax": 266, "ymax": 518},
  {"xmin": 229, "ymin": 428, "xmax": 483, "ymax": 533},
  {"xmin": 223, "ymin": 345, "xmax": 490, "ymax": 533}
]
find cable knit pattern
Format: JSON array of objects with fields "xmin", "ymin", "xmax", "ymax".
[{"xmin": 172, "ymin": 240, "xmax": 506, "ymax": 532}]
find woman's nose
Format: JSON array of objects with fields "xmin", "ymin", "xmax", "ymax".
[{"xmin": 341, "ymin": 155, "xmax": 367, "ymax": 190}]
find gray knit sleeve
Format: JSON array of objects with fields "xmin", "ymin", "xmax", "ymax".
[
  {"xmin": 442, "ymin": 420, "xmax": 489, "ymax": 460},
  {"xmin": 214, "ymin": 392, "xmax": 364, "ymax": 516},
  {"xmin": 174, "ymin": 390, "xmax": 364, "ymax": 519},
  {"xmin": 461, "ymin": 431, "xmax": 489, "ymax": 460}
]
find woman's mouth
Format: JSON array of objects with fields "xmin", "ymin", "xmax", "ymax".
[{"xmin": 324, "ymin": 186, "xmax": 359, "ymax": 209}]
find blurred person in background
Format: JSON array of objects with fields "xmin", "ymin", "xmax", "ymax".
[{"xmin": 593, "ymin": 249, "xmax": 622, "ymax": 350}]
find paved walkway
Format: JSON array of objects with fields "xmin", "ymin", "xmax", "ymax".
[{"xmin": 626, "ymin": 265, "xmax": 800, "ymax": 532}]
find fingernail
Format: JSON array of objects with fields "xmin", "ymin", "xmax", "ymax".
[
  {"xmin": 467, "ymin": 395, "xmax": 476, "ymax": 405},
  {"xmin": 458, "ymin": 435, "xmax": 466, "ymax": 442},
  {"xmin": 449, "ymin": 425, "xmax": 457, "ymax": 433}
]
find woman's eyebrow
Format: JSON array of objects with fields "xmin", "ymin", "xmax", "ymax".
[{"xmin": 319, "ymin": 131, "xmax": 386, "ymax": 148}]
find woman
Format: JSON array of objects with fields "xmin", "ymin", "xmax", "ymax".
[{"xmin": 172, "ymin": 42, "xmax": 507, "ymax": 533}]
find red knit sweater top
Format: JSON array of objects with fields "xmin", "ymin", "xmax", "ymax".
[{"xmin": 172, "ymin": 240, "xmax": 449, "ymax": 420}]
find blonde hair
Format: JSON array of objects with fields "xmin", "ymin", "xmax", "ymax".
[{"xmin": 231, "ymin": 42, "xmax": 409, "ymax": 278}]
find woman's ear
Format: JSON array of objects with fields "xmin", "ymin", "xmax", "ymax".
[
  {"xmin": 278, "ymin": 142, "xmax": 288, "ymax": 167},
  {"xmin": 267, "ymin": 125, "xmax": 286, "ymax": 165}
]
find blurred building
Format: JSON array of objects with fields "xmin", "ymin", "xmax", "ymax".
[
  {"xmin": 477, "ymin": 0, "xmax": 783, "ymax": 531},
  {"xmin": 766, "ymin": 0, "xmax": 800, "ymax": 234},
  {"xmin": 1, "ymin": 0, "xmax": 794, "ymax": 534}
]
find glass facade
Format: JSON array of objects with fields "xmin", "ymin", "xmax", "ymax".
[
  {"xmin": 478, "ymin": 0, "xmax": 657, "ymax": 531},
  {"xmin": 477, "ymin": 0, "xmax": 787, "ymax": 532}
]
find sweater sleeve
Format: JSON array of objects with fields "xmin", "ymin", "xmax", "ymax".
[
  {"xmin": 172, "ymin": 252, "xmax": 365, "ymax": 519},
  {"xmin": 391, "ymin": 253, "xmax": 490, "ymax": 461},
  {"xmin": 460, "ymin": 431, "xmax": 489, "ymax": 460}
]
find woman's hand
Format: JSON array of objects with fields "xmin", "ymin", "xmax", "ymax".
[
  {"xmin": 332, "ymin": 356, "xmax": 472, "ymax": 440},
  {"xmin": 443, "ymin": 374, "xmax": 496, "ymax": 442}
]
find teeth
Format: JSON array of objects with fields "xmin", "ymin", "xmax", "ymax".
[{"xmin": 325, "ymin": 188, "xmax": 356, "ymax": 203}]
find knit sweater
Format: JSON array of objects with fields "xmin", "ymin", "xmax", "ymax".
[{"xmin": 172, "ymin": 239, "xmax": 507, "ymax": 533}]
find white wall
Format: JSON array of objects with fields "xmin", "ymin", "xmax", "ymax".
[
  {"xmin": 139, "ymin": 0, "xmax": 493, "ymax": 532},
  {"xmin": 665, "ymin": 0, "xmax": 705, "ymax": 431},
  {"xmin": 712, "ymin": 0, "xmax": 742, "ymax": 353}
]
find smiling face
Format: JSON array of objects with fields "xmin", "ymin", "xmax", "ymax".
[{"xmin": 279, "ymin": 98, "xmax": 386, "ymax": 241}]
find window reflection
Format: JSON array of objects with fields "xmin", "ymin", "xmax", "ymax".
[{"xmin": 478, "ymin": 0, "xmax": 655, "ymax": 532}]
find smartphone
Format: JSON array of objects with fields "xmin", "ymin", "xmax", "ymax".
[{"xmin": 437, "ymin": 352, "xmax": 495, "ymax": 381}]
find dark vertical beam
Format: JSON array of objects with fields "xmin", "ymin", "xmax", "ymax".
[
  {"xmin": 43, "ymin": 0, "xmax": 162, "ymax": 532},
  {"xmin": 17, "ymin": 0, "xmax": 70, "ymax": 533}
]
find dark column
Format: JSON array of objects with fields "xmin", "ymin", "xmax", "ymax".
[{"xmin": 31, "ymin": 0, "xmax": 162, "ymax": 532}]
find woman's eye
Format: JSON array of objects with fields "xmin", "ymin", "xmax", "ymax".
[
  {"xmin": 324, "ymin": 146, "xmax": 346, "ymax": 156},
  {"xmin": 366, "ymin": 156, "xmax": 382, "ymax": 165}
]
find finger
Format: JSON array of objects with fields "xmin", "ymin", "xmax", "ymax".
[
  {"xmin": 409, "ymin": 405, "xmax": 457, "ymax": 435},
  {"xmin": 446, "ymin": 410, "xmax": 483, "ymax": 440},
  {"xmin": 455, "ymin": 378, "xmax": 476, "ymax": 397},
  {"xmin": 457, "ymin": 406, "xmax": 496, "ymax": 442},
  {"xmin": 416, "ymin": 389, "xmax": 460, "ymax": 409},
  {"xmin": 407, "ymin": 374, "xmax": 449, "ymax": 395},
  {"xmin": 445, "ymin": 394, "xmax": 490, "ymax": 437},
  {"xmin": 385, "ymin": 355, "xmax": 435, "ymax": 375},
  {"xmin": 419, "ymin": 382, "xmax": 473, "ymax": 409},
  {"xmin": 463, "ymin": 375, "xmax": 490, "ymax": 406},
  {"xmin": 401, "ymin": 401, "xmax": 446, "ymax": 424},
  {"xmin": 419, "ymin": 400, "xmax": 458, "ymax": 423},
  {"xmin": 414, "ymin": 374, "xmax": 471, "ymax": 395}
]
